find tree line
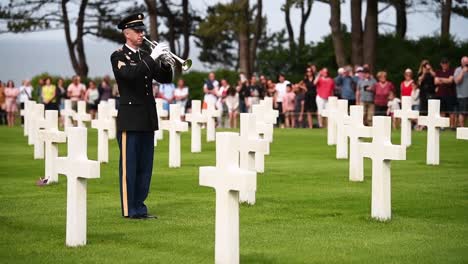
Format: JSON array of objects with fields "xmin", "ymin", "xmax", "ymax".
[{"xmin": 0, "ymin": 0, "xmax": 467, "ymax": 78}]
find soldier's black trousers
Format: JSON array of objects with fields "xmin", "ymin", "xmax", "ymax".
[{"xmin": 117, "ymin": 131, "xmax": 155, "ymax": 217}]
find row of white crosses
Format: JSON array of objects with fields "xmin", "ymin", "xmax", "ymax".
[
  {"xmin": 156, "ymin": 99, "xmax": 220, "ymax": 166},
  {"xmin": 26, "ymin": 109, "xmax": 100, "ymax": 246},
  {"xmin": 61, "ymin": 99, "xmax": 116, "ymax": 130},
  {"xmin": 20, "ymin": 100, "xmax": 103, "ymax": 247},
  {"xmin": 326, "ymin": 97, "xmax": 451, "ymax": 166},
  {"xmin": 324, "ymin": 97, "xmax": 454, "ymax": 221}
]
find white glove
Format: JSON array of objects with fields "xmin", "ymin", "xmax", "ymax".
[{"xmin": 150, "ymin": 43, "xmax": 170, "ymax": 60}]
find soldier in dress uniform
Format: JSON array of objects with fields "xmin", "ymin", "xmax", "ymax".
[{"xmin": 111, "ymin": 13, "xmax": 174, "ymax": 219}]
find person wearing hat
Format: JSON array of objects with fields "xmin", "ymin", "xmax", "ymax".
[{"xmin": 111, "ymin": 13, "xmax": 174, "ymax": 219}]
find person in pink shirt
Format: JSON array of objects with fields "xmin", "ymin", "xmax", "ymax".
[
  {"xmin": 314, "ymin": 68, "xmax": 335, "ymax": 128},
  {"xmin": 400, "ymin": 68, "xmax": 416, "ymax": 97},
  {"xmin": 373, "ymin": 71, "xmax": 395, "ymax": 116},
  {"xmin": 67, "ymin": 75, "xmax": 86, "ymax": 110},
  {"xmin": 4, "ymin": 80, "xmax": 20, "ymax": 127},
  {"xmin": 282, "ymin": 83, "xmax": 296, "ymax": 128}
]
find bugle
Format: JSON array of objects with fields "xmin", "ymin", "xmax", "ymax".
[{"xmin": 143, "ymin": 36, "xmax": 192, "ymax": 71}]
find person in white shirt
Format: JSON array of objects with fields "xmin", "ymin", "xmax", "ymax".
[
  {"xmin": 174, "ymin": 79, "xmax": 189, "ymax": 118},
  {"xmin": 387, "ymin": 90, "xmax": 401, "ymax": 130},
  {"xmin": 275, "ymin": 73, "xmax": 290, "ymax": 128},
  {"xmin": 19, "ymin": 79, "xmax": 33, "ymax": 125}
]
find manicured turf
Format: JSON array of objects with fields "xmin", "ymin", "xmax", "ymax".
[{"xmin": 0, "ymin": 125, "xmax": 467, "ymax": 263}]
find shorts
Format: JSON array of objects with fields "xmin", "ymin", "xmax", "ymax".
[
  {"xmin": 87, "ymin": 103, "xmax": 98, "ymax": 111},
  {"xmin": 457, "ymin": 97, "xmax": 468, "ymax": 114},
  {"xmin": 316, "ymin": 96, "xmax": 328, "ymax": 116},
  {"xmin": 439, "ymin": 96, "xmax": 457, "ymax": 113}
]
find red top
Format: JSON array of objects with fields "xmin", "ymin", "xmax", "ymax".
[
  {"xmin": 400, "ymin": 80, "xmax": 414, "ymax": 97},
  {"xmin": 435, "ymin": 69, "xmax": 456, "ymax": 97},
  {"xmin": 373, "ymin": 81, "xmax": 395, "ymax": 106},
  {"xmin": 316, "ymin": 77, "xmax": 335, "ymax": 99}
]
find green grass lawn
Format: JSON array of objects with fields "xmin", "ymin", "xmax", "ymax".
[{"xmin": 0, "ymin": 125, "xmax": 467, "ymax": 263}]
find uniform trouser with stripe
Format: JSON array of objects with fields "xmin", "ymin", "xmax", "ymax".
[{"xmin": 117, "ymin": 131, "xmax": 155, "ymax": 217}]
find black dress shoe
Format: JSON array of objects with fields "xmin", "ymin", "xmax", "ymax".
[
  {"xmin": 124, "ymin": 215, "xmax": 142, "ymax": 219},
  {"xmin": 139, "ymin": 214, "xmax": 158, "ymax": 219}
]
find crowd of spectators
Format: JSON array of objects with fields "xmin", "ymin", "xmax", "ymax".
[
  {"xmin": 195, "ymin": 56, "xmax": 467, "ymax": 130},
  {"xmin": 1, "ymin": 56, "xmax": 467, "ymax": 131}
]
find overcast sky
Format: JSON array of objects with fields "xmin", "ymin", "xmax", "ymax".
[{"xmin": 0, "ymin": 0, "xmax": 466, "ymax": 86}]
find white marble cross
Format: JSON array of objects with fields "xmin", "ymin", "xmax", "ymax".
[
  {"xmin": 203, "ymin": 100, "xmax": 221, "ymax": 142},
  {"xmin": 32, "ymin": 103, "xmax": 46, "ymax": 160},
  {"xmin": 91, "ymin": 102, "xmax": 113, "ymax": 163},
  {"xmin": 359, "ymin": 116, "xmax": 406, "ymax": 221},
  {"xmin": 199, "ymin": 132, "xmax": 256, "ymax": 264},
  {"xmin": 20, "ymin": 100, "xmax": 34, "ymax": 137},
  {"xmin": 251, "ymin": 104, "xmax": 274, "ymax": 173},
  {"xmin": 73, "ymin": 101, "xmax": 91, "ymax": 127},
  {"xmin": 259, "ymin": 97, "xmax": 279, "ymax": 126},
  {"xmin": 154, "ymin": 98, "xmax": 169, "ymax": 146},
  {"xmin": 27, "ymin": 101, "xmax": 37, "ymax": 145},
  {"xmin": 456, "ymin": 127, "xmax": 468, "ymax": 140},
  {"xmin": 417, "ymin": 100, "xmax": 449, "ymax": 165},
  {"xmin": 335, "ymin": 99, "xmax": 349, "ymax": 159},
  {"xmin": 345, "ymin": 105, "xmax": 372, "ymax": 182},
  {"xmin": 160, "ymin": 104, "xmax": 188, "ymax": 167},
  {"xmin": 394, "ymin": 96, "xmax": 419, "ymax": 147},
  {"xmin": 37, "ymin": 110, "xmax": 67, "ymax": 183},
  {"xmin": 186, "ymin": 100, "xmax": 207, "ymax": 153},
  {"xmin": 322, "ymin": 96, "xmax": 338, "ymax": 145},
  {"xmin": 252, "ymin": 104, "xmax": 274, "ymax": 144},
  {"xmin": 106, "ymin": 99, "xmax": 118, "ymax": 140},
  {"xmin": 61, "ymin": 100, "xmax": 76, "ymax": 128},
  {"xmin": 55, "ymin": 127, "xmax": 100, "ymax": 247},
  {"xmin": 239, "ymin": 113, "xmax": 269, "ymax": 204}
]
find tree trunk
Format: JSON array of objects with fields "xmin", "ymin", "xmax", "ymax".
[
  {"xmin": 298, "ymin": 0, "xmax": 313, "ymax": 51},
  {"xmin": 394, "ymin": 0, "xmax": 407, "ymax": 38},
  {"xmin": 61, "ymin": 0, "xmax": 89, "ymax": 78},
  {"xmin": 363, "ymin": 0, "xmax": 378, "ymax": 73},
  {"xmin": 160, "ymin": 0, "xmax": 176, "ymax": 53},
  {"xmin": 441, "ymin": 0, "xmax": 452, "ymax": 39},
  {"xmin": 351, "ymin": 0, "xmax": 363, "ymax": 66},
  {"xmin": 249, "ymin": 0, "xmax": 263, "ymax": 74},
  {"xmin": 144, "ymin": 0, "xmax": 159, "ymax": 42},
  {"xmin": 234, "ymin": 0, "xmax": 251, "ymax": 76},
  {"xmin": 284, "ymin": 0, "xmax": 296, "ymax": 51},
  {"xmin": 181, "ymin": 0, "xmax": 190, "ymax": 60},
  {"xmin": 75, "ymin": 0, "xmax": 88, "ymax": 78},
  {"xmin": 329, "ymin": 0, "xmax": 347, "ymax": 67}
]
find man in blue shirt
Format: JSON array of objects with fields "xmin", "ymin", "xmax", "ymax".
[{"xmin": 335, "ymin": 66, "xmax": 356, "ymax": 106}]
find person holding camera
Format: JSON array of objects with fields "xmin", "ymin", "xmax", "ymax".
[
  {"xmin": 417, "ymin": 60, "xmax": 436, "ymax": 115},
  {"xmin": 454, "ymin": 56, "xmax": 468, "ymax": 127}
]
